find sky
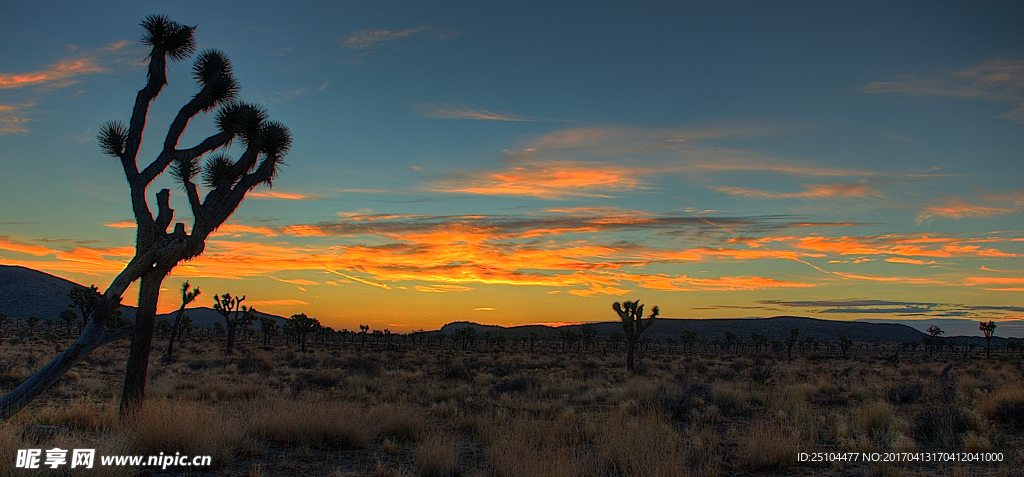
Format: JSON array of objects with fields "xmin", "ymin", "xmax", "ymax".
[{"xmin": 1, "ymin": 1, "xmax": 1023, "ymax": 336}]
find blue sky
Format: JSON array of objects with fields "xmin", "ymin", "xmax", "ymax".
[{"xmin": 2, "ymin": 1, "xmax": 1023, "ymax": 336}]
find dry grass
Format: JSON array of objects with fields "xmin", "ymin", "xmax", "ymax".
[{"xmin": 1, "ymin": 337, "xmax": 1022, "ymax": 476}]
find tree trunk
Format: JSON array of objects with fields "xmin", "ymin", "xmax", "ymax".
[
  {"xmin": 165, "ymin": 301, "xmax": 188, "ymax": 360},
  {"xmin": 120, "ymin": 271, "xmax": 162, "ymax": 417},
  {"xmin": 0, "ymin": 307, "xmax": 130, "ymax": 419}
]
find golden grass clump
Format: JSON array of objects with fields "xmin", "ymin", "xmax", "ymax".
[
  {"xmin": 415, "ymin": 429, "xmax": 461, "ymax": 477},
  {"xmin": 127, "ymin": 398, "xmax": 247, "ymax": 463},
  {"xmin": 249, "ymin": 397, "xmax": 372, "ymax": 450},
  {"xmin": 739, "ymin": 421, "xmax": 798, "ymax": 470}
]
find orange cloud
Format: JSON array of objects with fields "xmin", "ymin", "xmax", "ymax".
[
  {"xmin": 271, "ymin": 276, "xmax": 319, "ymax": 286},
  {"xmin": 103, "ymin": 221, "xmax": 136, "ymax": 229},
  {"xmin": 415, "ymin": 284, "xmax": 473, "ymax": 293},
  {"xmin": 432, "ymin": 160, "xmax": 644, "ymax": 199},
  {"xmin": 247, "ymin": 299, "xmax": 309, "ymax": 307},
  {"xmin": 885, "ymin": 257, "xmax": 937, "ymax": 265},
  {"xmin": 213, "ymin": 224, "xmax": 279, "ymax": 237},
  {"xmin": 0, "ymin": 237, "xmax": 58, "ymax": 256},
  {"xmin": 918, "ymin": 197, "xmax": 1016, "ymax": 221},
  {"xmin": 0, "ymin": 103, "xmax": 33, "ymax": 135},
  {"xmin": 0, "ymin": 58, "xmax": 106, "ymax": 89},
  {"xmin": 247, "ymin": 191, "xmax": 322, "ymax": 200}
]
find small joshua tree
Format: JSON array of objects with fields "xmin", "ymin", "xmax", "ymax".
[
  {"xmin": 259, "ymin": 316, "xmax": 278, "ymax": 346},
  {"xmin": 59, "ymin": 310, "xmax": 77, "ymax": 337},
  {"xmin": 288, "ymin": 313, "xmax": 319, "ymax": 353},
  {"xmin": 613, "ymin": 300, "xmax": 659, "ymax": 372},
  {"xmin": 165, "ymin": 281, "xmax": 200, "ymax": 360},
  {"xmin": 214, "ymin": 293, "xmax": 248, "ymax": 354},
  {"xmin": 68, "ymin": 285, "xmax": 101, "ymax": 331},
  {"xmin": 979, "ymin": 320, "xmax": 997, "ymax": 359},
  {"xmin": 837, "ymin": 335, "xmax": 852, "ymax": 356},
  {"xmin": 786, "ymin": 328, "xmax": 799, "ymax": 358}
]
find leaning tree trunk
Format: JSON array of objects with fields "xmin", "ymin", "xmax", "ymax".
[{"xmin": 0, "ymin": 294, "xmax": 130, "ymax": 419}]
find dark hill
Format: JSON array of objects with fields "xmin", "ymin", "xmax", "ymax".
[
  {"xmin": 0, "ymin": 265, "xmax": 134, "ymax": 320},
  {"xmin": 439, "ymin": 316, "xmax": 926, "ymax": 343},
  {"xmin": 0, "ymin": 265, "xmax": 285, "ymax": 327}
]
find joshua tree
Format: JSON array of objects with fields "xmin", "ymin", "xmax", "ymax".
[
  {"xmin": 786, "ymin": 328, "xmax": 799, "ymax": 358},
  {"xmin": 25, "ymin": 317, "xmax": 40, "ymax": 336},
  {"xmin": 580, "ymin": 324, "xmax": 597, "ymax": 351},
  {"xmin": 59, "ymin": 310, "xmax": 77, "ymax": 337},
  {"xmin": 214, "ymin": 293, "xmax": 250, "ymax": 354},
  {"xmin": 837, "ymin": 335, "xmax": 852, "ymax": 356},
  {"xmin": 165, "ymin": 281, "xmax": 200, "ymax": 360},
  {"xmin": 680, "ymin": 330, "xmax": 697, "ymax": 353},
  {"xmin": 750, "ymin": 333, "xmax": 768, "ymax": 354},
  {"xmin": 613, "ymin": 300, "xmax": 659, "ymax": 372},
  {"xmin": 288, "ymin": 313, "xmax": 319, "ymax": 353},
  {"xmin": 0, "ymin": 15, "xmax": 291, "ymax": 420},
  {"xmin": 925, "ymin": 325, "xmax": 945, "ymax": 357},
  {"xmin": 979, "ymin": 320, "xmax": 997, "ymax": 359},
  {"xmin": 68, "ymin": 285, "xmax": 101, "ymax": 331},
  {"xmin": 259, "ymin": 316, "xmax": 278, "ymax": 346},
  {"xmin": 0, "ymin": 314, "xmax": 9, "ymax": 338}
]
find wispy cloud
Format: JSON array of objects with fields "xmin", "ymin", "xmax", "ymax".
[
  {"xmin": 917, "ymin": 192, "xmax": 1022, "ymax": 222},
  {"xmin": 860, "ymin": 57, "xmax": 1024, "ymax": 124},
  {"xmin": 760, "ymin": 299, "xmax": 1024, "ymax": 319},
  {"xmin": 0, "ymin": 58, "xmax": 106, "ymax": 89},
  {"xmin": 247, "ymin": 299, "xmax": 309, "ymax": 307},
  {"xmin": 341, "ymin": 26, "xmax": 431, "ymax": 50},
  {"xmin": 340, "ymin": 26, "xmax": 456, "ymax": 62},
  {"xmin": 415, "ymin": 284, "xmax": 473, "ymax": 293},
  {"xmin": 415, "ymin": 103, "xmax": 536, "ymax": 121},
  {"xmin": 0, "ymin": 103, "xmax": 33, "ymax": 134},
  {"xmin": 711, "ymin": 182, "xmax": 885, "ymax": 200}
]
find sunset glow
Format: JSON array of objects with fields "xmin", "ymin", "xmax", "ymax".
[{"xmin": 1, "ymin": 2, "xmax": 1021, "ymax": 335}]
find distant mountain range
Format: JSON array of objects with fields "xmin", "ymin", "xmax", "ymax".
[
  {"xmin": 1, "ymin": 265, "xmax": 1019, "ymax": 343},
  {"xmin": 0, "ymin": 265, "xmax": 286, "ymax": 329},
  {"xmin": 439, "ymin": 317, "xmax": 931, "ymax": 343}
]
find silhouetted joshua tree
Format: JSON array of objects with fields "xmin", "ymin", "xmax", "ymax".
[
  {"xmin": 165, "ymin": 281, "xmax": 200, "ymax": 360},
  {"xmin": 979, "ymin": 320, "xmax": 997, "ymax": 359},
  {"xmin": 259, "ymin": 316, "xmax": 278, "ymax": 346},
  {"xmin": 925, "ymin": 325, "xmax": 945, "ymax": 357},
  {"xmin": 26, "ymin": 317, "xmax": 40, "ymax": 336},
  {"xmin": 59, "ymin": 310, "xmax": 77, "ymax": 337},
  {"xmin": 289, "ymin": 313, "xmax": 319, "ymax": 353},
  {"xmin": 214, "ymin": 293, "xmax": 250, "ymax": 355},
  {"xmin": 613, "ymin": 300, "xmax": 659, "ymax": 372},
  {"xmin": 837, "ymin": 335, "xmax": 852, "ymax": 356},
  {"xmin": 68, "ymin": 285, "xmax": 101, "ymax": 332},
  {"xmin": 786, "ymin": 328, "xmax": 799, "ymax": 358},
  {"xmin": 0, "ymin": 15, "xmax": 291, "ymax": 420}
]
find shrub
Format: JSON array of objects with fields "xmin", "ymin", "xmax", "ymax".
[{"xmin": 887, "ymin": 383, "xmax": 923, "ymax": 405}]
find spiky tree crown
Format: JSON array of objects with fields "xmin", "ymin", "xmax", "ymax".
[{"xmin": 140, "ymin": 15, "xmax": 196, "ymax": 61}]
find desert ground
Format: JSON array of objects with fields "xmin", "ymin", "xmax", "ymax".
[{"xmin": 2, "ymin": 331, "xmax": 1023, "ymax": 477}]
